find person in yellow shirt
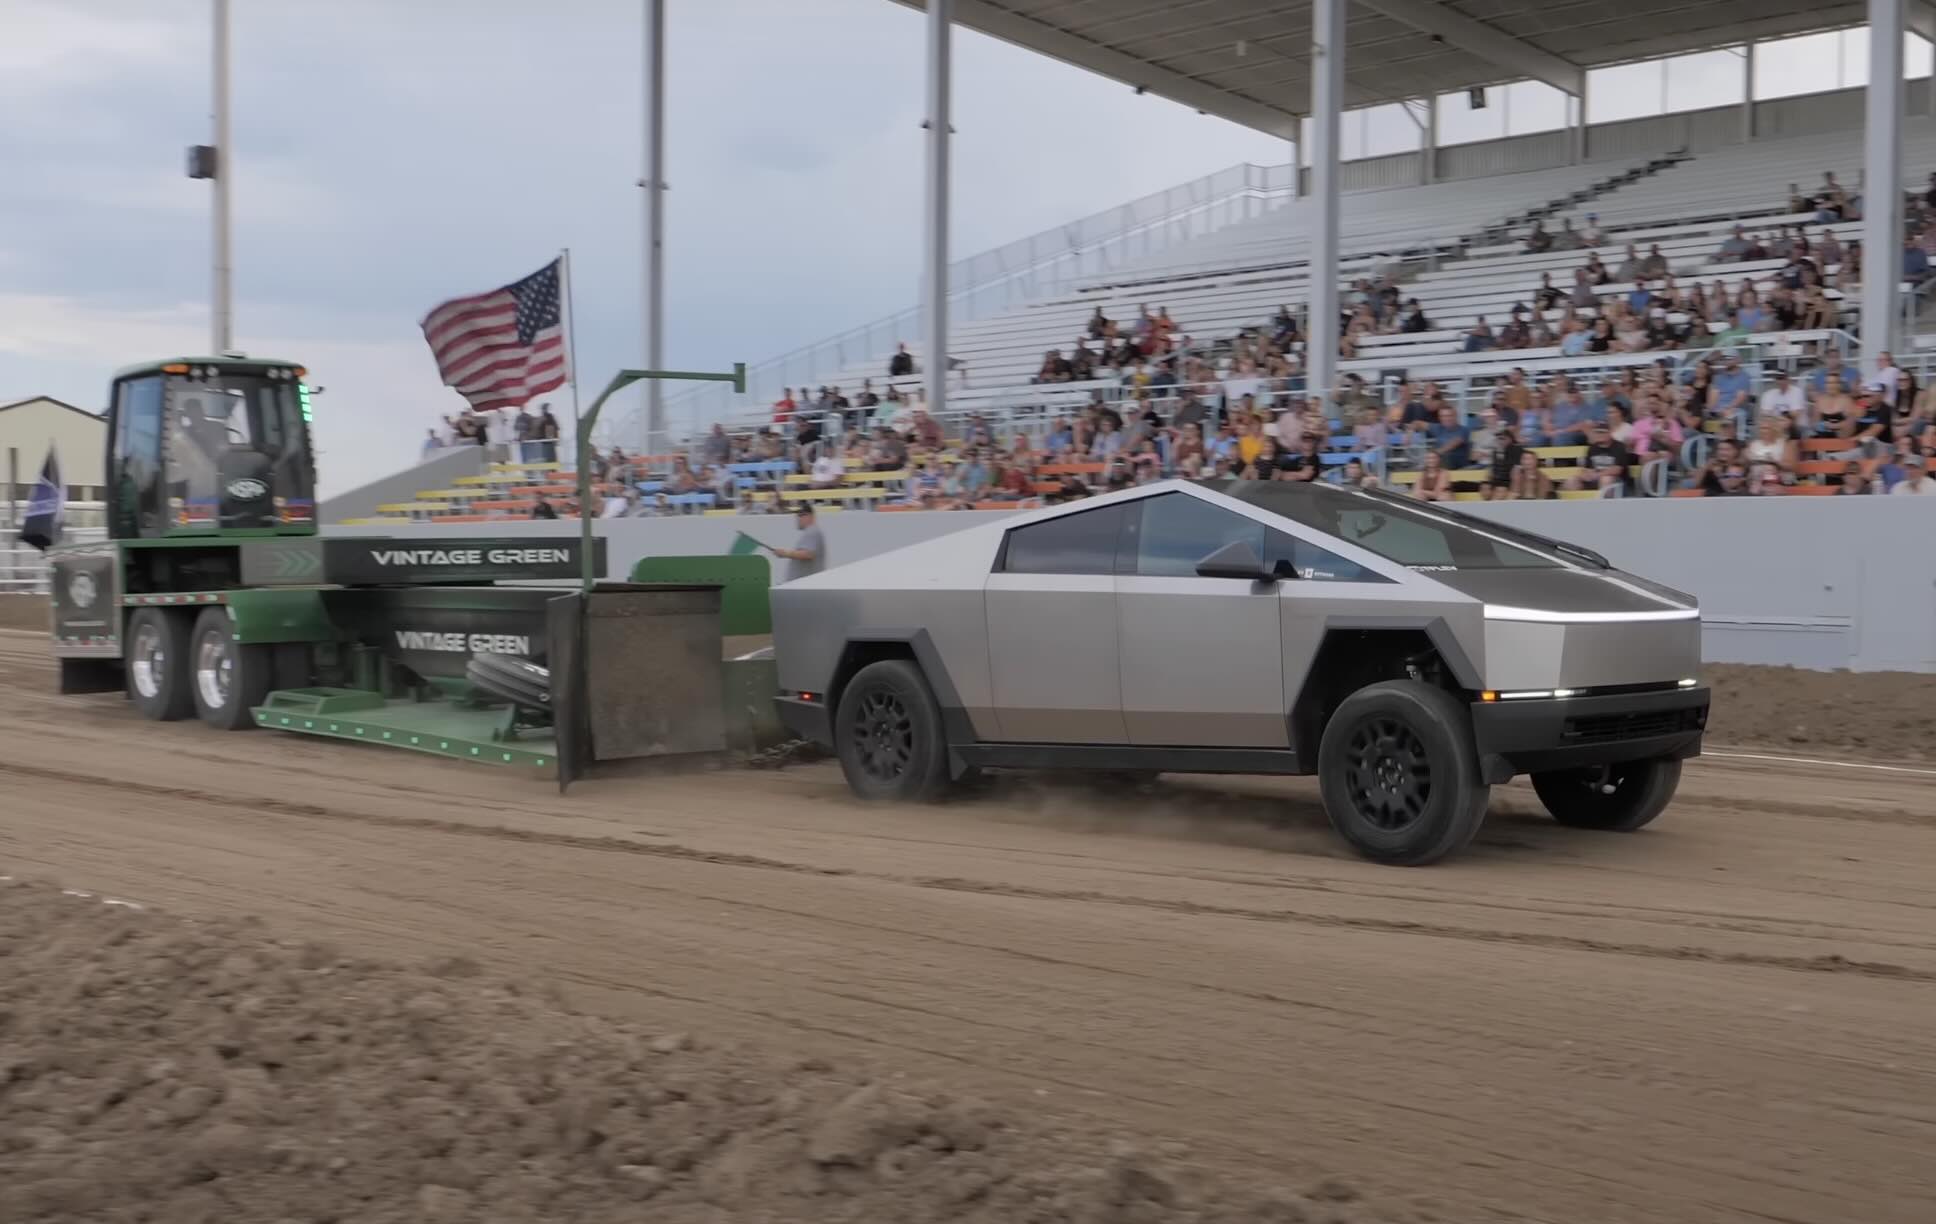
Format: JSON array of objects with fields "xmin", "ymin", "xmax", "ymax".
[{"xmin": 1237, "ymin": 415, "xmax": 1267, "ymax": 467}]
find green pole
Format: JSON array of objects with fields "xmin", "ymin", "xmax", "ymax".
[{"xmin": 575, "ymin": 362, "xmax": 746, "ymax": 591}]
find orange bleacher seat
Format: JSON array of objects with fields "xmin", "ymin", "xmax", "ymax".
[
  {"xmin": 1799, "ymin": 436, "xmax": 1853, "ymax": 455},
  {"xmin": 1782, "ymin": 483, "xmax": 1841, "ymax": 495},
  {"xmin": 1669, "ymin": 488, "xmax": 1705, "ymax": 498},
  {"xmin": 1795, "ymin": 459, "xmax": 1847, "ymax": 478},
  {"xmin": 1036, "ymin": 462, "xmax": 1104, "ymax": 477}
]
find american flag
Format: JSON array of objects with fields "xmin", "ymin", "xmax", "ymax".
[{"xmin": 420, "ymin": 257, "xmax": 568, "ymax": 411}]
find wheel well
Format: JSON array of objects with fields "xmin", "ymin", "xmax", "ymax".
[
  {"xmin": 1289, "ymin": 630, "xmax": 1460, "ymax": 762},
  {"xmin": 826, "ymin": 640, "xmax": 918, "ymax": 716}
]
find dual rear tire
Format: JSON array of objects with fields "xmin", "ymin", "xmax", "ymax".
[{"xmin": 125, "ymin": 606, "xmax": 272, "ymax": 730}]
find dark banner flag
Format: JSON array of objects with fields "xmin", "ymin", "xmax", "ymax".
[{"xmin": 15, "ymin": 447, "xmax": 62, "ymax": 552}]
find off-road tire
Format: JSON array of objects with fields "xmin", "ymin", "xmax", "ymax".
[
  {"xmin": 467, "ymin": 654, "xmax": 551, "ymax": 711},
  {"xmin": 1531, "ymin": 758, "xmax": 1681, "ymax": 832},
  {"xmin": 834, "ymin": 659, "xmax": 952, "ymax": 802},
  {"xmin": 1317, "ymin": 680, "xmax": 1489, "ymax": 866},
  {"xmin": 125, "ymin": 607, "xmax": 195, "ymax": 722},
  {"xmin": 189, "ymin": 607, "xmax": 275, "ymax": 730}
]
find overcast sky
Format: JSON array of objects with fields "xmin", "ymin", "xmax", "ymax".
[{"xmin": 0, "ymin": 0, "xmax": 1288, "ymax": 493}]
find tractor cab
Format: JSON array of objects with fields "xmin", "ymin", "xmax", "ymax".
[{"xmin": 106, "ymin": 357, "xmax": 317, "ymax": 540}]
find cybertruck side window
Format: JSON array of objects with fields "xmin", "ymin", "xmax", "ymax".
[
  {"xmin": 1132, "ymin": 493, "xmax": 1390, "ymax": 582},
  {"xmin": 998, "ymin": 504, "xmax": 1124, "ymax": 575}
]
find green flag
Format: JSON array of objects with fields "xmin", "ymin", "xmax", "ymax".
[{"xmin": 729, "ymin": 530, "xmax": 762, "ymax": 557}]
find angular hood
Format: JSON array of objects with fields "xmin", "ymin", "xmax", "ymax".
[{"xmin": 1426, "ymin": 567, "xmax": 1696, "ymax": 619}]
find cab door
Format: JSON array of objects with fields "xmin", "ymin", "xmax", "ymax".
[
  {"xmin": 983, "ymin": 503, "xmax": 1129, "ymax": 743},
  {"xmin": 1114, "ymin": 492, "xmax": 1287, "ymax": 747}
]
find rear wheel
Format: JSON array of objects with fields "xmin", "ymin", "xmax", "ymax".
[
  {"xmin": 126, "ymin": 607, "xmax": 194, "ymax": 722},
  {"xmin": 834, "ymin": 659, "xmax": 952, "ymax": 802},
  {"xmin": 1317, "ymin": 680, "xmax": 1489, "ymax": 866},
  {"xmin": 1531, "ymin": 758, "xmax": 1681, "ymax": 832},
  {"xmin": 189, "ymin": 607, "xmax": 275, "ymax": 730}
]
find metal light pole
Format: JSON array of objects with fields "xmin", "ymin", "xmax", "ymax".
[
  {"xmin": 641, "ymin": 0, "xmax": 668, "ymax": 453},
  {"xmin": 211, "ymin": 0, "xmax": 233, "ymax": 354}
]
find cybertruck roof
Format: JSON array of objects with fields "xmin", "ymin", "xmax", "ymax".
[{"xmin": 787, "ymin": 478, "xmax": 1698, "ymax": 622}]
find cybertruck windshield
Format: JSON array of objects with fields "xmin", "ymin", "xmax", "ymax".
[{"xmin": 1199, "ymin": 479, "xmax": 1567, "ymax": 572}]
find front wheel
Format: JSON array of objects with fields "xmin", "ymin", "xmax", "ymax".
[
  {"xmin": 190, "ymin": 607, "xmax": 275, "ymax": 730},
  {"xmin": 1317, "ymin": 680, "xmax": 1489, "ymax": 866},
  {"xmin": 1531, "ymin": 758, "xmax": 1681, "ymax": 832},
  {"xmin": 833, "ymin": 659, "xmax": 952, "ymax": 802}
]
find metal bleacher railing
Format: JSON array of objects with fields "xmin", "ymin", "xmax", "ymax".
[{"xmin": 651, "ymin": 163, "xmax": 1299, "ymax": 437}]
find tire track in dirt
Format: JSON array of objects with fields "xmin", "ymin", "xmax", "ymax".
[{"xmin": 7, "ymin": 755, "xmax": 1929, "ymax": 984}]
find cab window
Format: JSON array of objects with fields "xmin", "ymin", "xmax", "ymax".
[
  {"xmin": 999, "ymin": 504, "xmax": 1124, "ymax": 575},
  {"xmin": 1130, "ymin": 492, "xmax": 1390, "ymax": 582}
]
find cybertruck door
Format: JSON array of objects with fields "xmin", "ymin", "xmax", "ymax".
[
  {"xmin": 983, "ymin": 503, "xmax": 1129, "ymax": 743},
  {"xmin": 1114, "ymin": 492, "xmax": 1287, "ymax": 747}
]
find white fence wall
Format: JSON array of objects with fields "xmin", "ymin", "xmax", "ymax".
[{"xmin": 328, "ymin": 497, "xmax": 1936, "ymax": 674}]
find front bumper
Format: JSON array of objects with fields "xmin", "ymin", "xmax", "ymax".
[
  {"xmin": 774, "ymin": 695, "xmax": 832, "ymax": 747},
  {"xmin": 1470, "ymin": 686, "xmax": 1709, "ymax": 783}
]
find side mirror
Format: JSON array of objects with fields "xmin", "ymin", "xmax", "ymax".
[{"xmin": 1195, "ymin": 539, "xmax": 1277, "ymax": 581}]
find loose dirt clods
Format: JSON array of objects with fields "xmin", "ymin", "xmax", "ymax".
[{"xmin": 0, "ymin": 880, "xmax": 1401, "ymax": 1224}]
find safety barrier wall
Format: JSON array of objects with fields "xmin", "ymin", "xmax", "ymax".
[{"xmin": 326, "ymin": 497, "xmax": 1936, "ymax": 673}]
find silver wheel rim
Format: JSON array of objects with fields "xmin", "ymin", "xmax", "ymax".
[
  {"xmin": 130, "ymin": 623, "xmax": 165, "ymax": 699},
  {"xmin": 195, "ymin": 629, "xmax": 232, "ymax": 711}
]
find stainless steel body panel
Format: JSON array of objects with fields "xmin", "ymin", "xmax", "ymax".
[
  {"xmin": 1116, "ymin": 575, "xmax": 1285, "ymax": 746},
  {"xmin": 985, "ymin": 574, "xmax": 1126, "ymax": 742}
]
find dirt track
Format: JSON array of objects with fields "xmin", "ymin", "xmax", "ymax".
[{"xmin": 2, "ymin": 628, "xmax": 1934, "ymax": 1223}]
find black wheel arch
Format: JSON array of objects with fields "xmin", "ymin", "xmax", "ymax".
[
  {"xmin": 1288, "ymin": 620, "xmax": 1480, "ymax": 765},
  {"xmin": 825, "ymin": 628, "xmax": 977, "ymax": 775}
]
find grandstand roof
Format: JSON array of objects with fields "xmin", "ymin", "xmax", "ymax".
[{"xmin": 897, "ymin": 0, "xmax": 1912, "ymax": 138}]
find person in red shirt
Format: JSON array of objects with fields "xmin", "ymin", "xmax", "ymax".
[{"xmin": 772, "ymin": 387, "xmax": 797, "ymax": 426}]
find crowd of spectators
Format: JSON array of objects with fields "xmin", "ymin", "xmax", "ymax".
[{"xmin": 419, "ymin": 163, "xmax": 1936, "ymax": 517}]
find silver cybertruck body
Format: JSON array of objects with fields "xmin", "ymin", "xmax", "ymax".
[{"xmin": 772, "ymin": 479, "xmax": 1708, "ymax": 865}]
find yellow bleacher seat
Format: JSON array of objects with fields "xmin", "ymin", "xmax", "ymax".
[
  {"xmin": 702, "ymin": 508, "xmax": 739, "ymax": 517},
  {"xmin": 375, "ymin": 501, "xmax": 452, "ymax": 514},
  {"xmin": 1557, "ymin": 489, "xmax": 1602, "ymax": 500},
  {"xmin": 1532, "ymin": 446, "xmax": 1588, "ymax": 464},
  {"xmin": 779, "ymin": 487, "xmax": 888, "ymax": 504},
  {"xmin": 844, "ymin": 469, "xmax": 909, "ymax": 483}
]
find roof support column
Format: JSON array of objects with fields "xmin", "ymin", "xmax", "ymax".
[
  {"xmin": 1307, "ymin": 0, "xmax": 1344, "ymax": 413},
  {"xmin": 922, "ymin": 0, "xmax": 953, "ymax": 423},
  {"xmin": 1741, "ymin": 41, "xmax": 1755, "ymax": 142},
  {"xmin": 1422, "ymin": 95, "xmax": 1437, "ymax": 186},
  {"xmin": 1864, "ymin": 0, "xmax": 1904, "ymax": 364}
]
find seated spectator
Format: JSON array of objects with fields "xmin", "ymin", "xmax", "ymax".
[
  {"xmin": 1482, "ymin": 425, "xmax": 1525, "ymax": 499},
  {"xmin": 1427, "ymin": 405, "xmax": 1471, "ymax": 470},
  {"xmin": 1569, "ymin": 267, "xmax": 1599, "ymax": 309},
  {"xmin": 1034, "ymin": 348, "xmax": 1073, "ymax": 383},
  {"xmin": 1613, "ymin": 243, "xmax": 1644, "ymax": 282},
  {"xmin": 1758, "ymin": 369, "xmax": 1806, "ymax": 423},
  {"xmin": 888, "ymin": 343, "xmax": 915, "ymax": 377},
  {"xmin": 1087, "ymin": 307, "xmax": 1110, "ymax": 339},
  {"xmin": 1278, "ymin": 433, "xmax": 1324, "ymax": 483},
  {"xmin": 1883, "ymin": 446, "xmax": 1933, "ymax": 493},
  {"xmin": 1817, "ymin": 227, "xmax": 1844, "ymax": 268},
  {"xmin": 1906, "ymin": 235, "xmax": 1932, "ymax": 286},
  {"xmin": 1815, "ymin": 172, "xmax": 1847, "ymax": 222},
  {"xmin": 1352, "ymin": 405, "xmax": 1389, "ymax": 454},
  {"xmin": 809, "ymin": 447, "xmax": 846, "ymax": 489},
  {"xmin": 1091, "ymin": 416, "xmax": 1126, "ymax": 460},
  {"xmin": 1838, "ymin": 464, "xmax": 1878, "ymax": 495},
  {"xmin": 1508, "ymin": 448, "xmax": 1553, "ymax": 499},
  {"xmin": 1581, "ymin": 214, "xmax": 1606, "ymax": 246},
  {"xmin": 1787, "ymin": 182, "xmax": 1810, "ymax": 214},
  {"xmin": 1710, "ymin": 354, "xmax": 1754, "ymax": 421},
  {"xmin": 1523, "ymin": 221, "xmax": 1552, "ymax": 253},
  {"xmin": 1413, "ymin": 451, "xmax": 1455, "ymax": 500},
  {"xmin": 1744, "ymin": 418, "xmax": 1795, "ymax": 489},
  {"xmin": 1640, "ymin": 244, "xmax": 1669, "ymax": 279},
  {"xmin": 1498, "ymin": 309, "xmax": 1532, "ymax": 350},
  {"xmin": 1463, "ymin": 316, "xmax": 1496, "ymax": 352},
  {"xmin": 1584, "ymin": 252, "xmax": 1611, "ymax": 284},
  {"xmin": 1534, "ymin": 272, "xmax": 1563, "ymax": 311},
  {"xmin": 1566, "ymin": 421, "xmax": 1631, "ymax": 494},
  {"xmin": 1697, "ymin": 438, "xmax": 1750, "ymax": 495},
  {"xmin": 1559, "ymin": 316, "xmax": 1590, "ymax": 357},
  {"xmin": 1717, "ymin": 225, "xmax": 1752, "ymax": 262},
  {"xmin": 1337, "ymin": 457, "xmax": 1377, "ymax": 489},
  {"xmin": 1630, "ymin": 395, "xmax": 1685, "ymax": 462},
  {"xmin": 1553, "ymin": 218, "xmax": 1583, "ymax": 250},
  {"xmin": 1399, "ymin": 299, "xmax": 1431, "ymax": 333},
  {"xmin": 1586, "ymin": 317, "xmax": 1614, "ymax": 354},
  {"xmin": 1548, "ymin": 382, "xmax": 1600, "ymax": 445}
]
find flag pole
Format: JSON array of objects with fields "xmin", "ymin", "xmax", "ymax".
[{"xmin": 559, "ymin": 249, "xmax": 585, "ymax": 481}]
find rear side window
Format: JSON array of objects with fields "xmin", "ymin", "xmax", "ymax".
[{"xmin": 1000, "ymin": 504, "xmax": 1123, "ymax": 574}]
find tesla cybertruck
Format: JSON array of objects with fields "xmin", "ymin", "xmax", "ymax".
[{"xmin": 772, "ymin": 479, "xmax": 1708, "ymax": 866}]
